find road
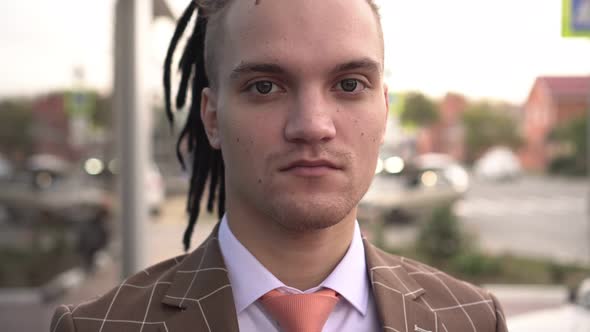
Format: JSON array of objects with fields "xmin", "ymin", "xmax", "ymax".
[{"xmin": 382, "ymin": 175, "xmax": 590, "ymax": 265}]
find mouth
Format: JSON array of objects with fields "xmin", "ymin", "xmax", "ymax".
[{"xmin": 280, "ymin": 159, "xmax": 341, "ymax": 177}]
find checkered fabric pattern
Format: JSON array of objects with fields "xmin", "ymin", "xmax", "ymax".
[{"xmin": 51, "ymin": 225, "xmax": 507, "ymax": 332}]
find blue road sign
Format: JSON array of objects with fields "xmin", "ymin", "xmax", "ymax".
[{"xmin": 573, "ymin": 0, "xmax": 590, "ymax": 30}]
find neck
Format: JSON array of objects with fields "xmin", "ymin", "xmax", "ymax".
[{"xmin": 226, "ymin": 208, "xmax": 356, "ymax": 291}]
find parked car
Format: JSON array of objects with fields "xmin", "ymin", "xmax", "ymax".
[
  {"xmin": 474, "ymin": 146, "xmax": 522, "ymax": 181},
  {"xmin": 90, "ymin": 158, "xmax": 165, "ymax": 215},
  {"xmin": 0, "ymin": 153, "xmax": 12, "ymax": 179},
  {"xmin": 412, "ymin": 153, "xmax": 470, "ymax": 194},
  {"xmin": 508, "ymin": 278, "xmax": 590, "ymax": 331},
  {"xmin": 0, "ymin": 155, "xmax": 112, "ymax": 280},
  {"xmin": 145, "ymin": 163, "xmax": 165, "ymax": 215},
  {"xmin": 359, "ymin": 154, "xmax": 466, "ymax": 224}
]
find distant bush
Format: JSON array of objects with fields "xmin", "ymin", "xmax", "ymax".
[
  {"xmin": 450, "ymin": 251, "xmax": 500, "ymax": 278},
  {"xmin": 416, "ymin": 205, "xmax": 466, "ymax": 263},
  {"xmin": 381, "ymin": 204, "xmax": 590, "ymax": 285}
]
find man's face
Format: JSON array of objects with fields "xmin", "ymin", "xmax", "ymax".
[{"xmin": 202, "ymin": 0, "xmax": 388, "ymax": 231}]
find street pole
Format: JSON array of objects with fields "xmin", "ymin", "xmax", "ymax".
[{"xmin": 113, "ymin": 0, "xmax": 152, "ymax": 279}]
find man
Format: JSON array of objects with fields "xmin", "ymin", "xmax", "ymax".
[{"xmin": 51, "ymin": 0, "xmax": 508, "ymax": 331}]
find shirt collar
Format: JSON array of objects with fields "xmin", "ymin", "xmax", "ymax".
[{"xmin": 218, "ymin": 215, "xmax": 370, "ymax": 316}]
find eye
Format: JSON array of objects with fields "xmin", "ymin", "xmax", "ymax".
[
  {"xmin": 337, "ymin": 79, "xmax": 365, "ymax": 93},
  {"xmin": 249, "ymin": 80, "xmax": 279, "ymax": 95}
]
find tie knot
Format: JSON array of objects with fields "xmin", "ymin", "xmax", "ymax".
[{"xmin": 260, "ymin": 288, "xmax": 340, "ymax": 332}]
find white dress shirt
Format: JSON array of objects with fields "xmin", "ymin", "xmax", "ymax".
[{"xmin": 218, "ymin": 215, "xmax": 380, "ymax": 332}]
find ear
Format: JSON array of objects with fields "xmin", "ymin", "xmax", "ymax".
[
  {"xmin": 380, "ymin": 84, "xmax": 389, "ymax": 145},
  {"xmin": 200, "ymin": 87, "xmax": 221, "ymax": 149}
]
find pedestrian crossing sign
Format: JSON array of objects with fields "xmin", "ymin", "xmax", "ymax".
[{"xmin": 563, "ymin": 0, "xmax": 590, "ymax": 37}]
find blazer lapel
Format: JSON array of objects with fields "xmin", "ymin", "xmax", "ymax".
[
  {"xmin": 363, "ymin": 238, "xmax": 445, "ymax": 332},
  {"xmin": 160, "ymin": 225, "xmax": 239, "ymax": 332}
]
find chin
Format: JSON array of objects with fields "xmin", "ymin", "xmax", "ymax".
[{"xmin": 266, "ymin": 195, "xmax": 357, "ymax": 232}]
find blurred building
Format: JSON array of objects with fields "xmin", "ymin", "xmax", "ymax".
[
  {"xmin": 520, "ymin": 76, "xmax": 590, "ymax": 170},
  {"xmin": 417, "ymin": 93, "xmax": 468, "ymax": 161},
  {"xmin": 30, "ymin": 91, "xmax": 108, "ymax": 162},
  {"xmin": 31, "ymin": 93, "xmax": 75, "ymax": 160}
]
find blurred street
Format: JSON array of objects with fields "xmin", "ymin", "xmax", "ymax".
[
  {"xmin": 3, "ymin": 179, "xmax": 585, "ymax": 331},
  {"xmin": 382, "ymin": 174, "xmax": 590, "ymax": 265},
  {"xmin": 0, "ymin": 196, "xmax": 217, "ymax": 332},
  {"xmin": 458, "ymin": 175, "xmax": 589, "ymax": 265}
]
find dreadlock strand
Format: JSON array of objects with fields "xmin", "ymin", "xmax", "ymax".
[
  {"xmin": 163, "ymin": 1, "xmax": 197, "ymax": 126},
  {"xmin": 182, "ymin": 60, "xmax": 213, "ymax": 251},
  {"xmin": 218, "ymin": 162, "xmax": 226, "ymax": 216},
  {"xmin": 175, "ymin": 13, "xmax": 206, "ymax": 110},
  {"xmin": 206, "ymin": 153, "xmax": 219, "ymax": 213},
  {"xmin": 183, "ymin": 136, "xmax": 212, "ymax": 251}
]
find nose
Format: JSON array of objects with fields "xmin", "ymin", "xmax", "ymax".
[{"xmin": 284, "ymin": 89, "xmax": 336, "ymax": 144}]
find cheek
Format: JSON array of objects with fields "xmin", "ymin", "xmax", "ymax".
[
  {"xmin": 344, "ymin": 110, "xmax": 385, "ymax": 171},
  {"xmin": 218, "ymin": 113, "xmax": 279, "ymax": 171}
]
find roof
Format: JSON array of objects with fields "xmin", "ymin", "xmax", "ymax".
[{"xmin": 537, "ymin": 76, "xmax": 590, "ymax": 101}]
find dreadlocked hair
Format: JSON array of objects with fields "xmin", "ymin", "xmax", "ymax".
[{"xmin": 163, "ymin": 1, "xmax": 226, "ymax": 252}]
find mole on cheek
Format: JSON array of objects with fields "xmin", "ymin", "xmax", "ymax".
[{"xmin": 257, "ymin": 178, "xmax": 262, "ymax": 184}]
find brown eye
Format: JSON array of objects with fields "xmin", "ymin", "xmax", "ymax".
[
  {"xmin": 255, "ymin": 81, "xmax": 273, "ymax": 94},
  {"xmin": 340, "ymin": 79, "xmax": 358, "ymax": 92}
]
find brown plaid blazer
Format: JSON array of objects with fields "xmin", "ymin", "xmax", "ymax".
[{"xmin": 51, "ymin": 226, "xmax": 508, "ymax": 332}]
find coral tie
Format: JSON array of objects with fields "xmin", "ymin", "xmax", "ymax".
[{"xmin": 260, "ymin": 288, "xmax": 340, "ymax": 332}]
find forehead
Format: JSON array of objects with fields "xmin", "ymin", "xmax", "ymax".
[{"xmin": 217, "ymin": 0, "xmax": 383, "ymax": 81}]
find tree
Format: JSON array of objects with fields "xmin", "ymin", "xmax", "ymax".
[
  {"xmin": 400, "ymin": 92, "xmax": 439, "ymax": 128},
  {"xmin": 462, "ymin": 103, "xmax": 522, "ymax": 163},
  {"xmin": 547, "ymin": 115, "xmax": 587, "ymax": 175},
  {"xmin": 0, "ymin": 99, "xmax": 34, "ymax": 161}
]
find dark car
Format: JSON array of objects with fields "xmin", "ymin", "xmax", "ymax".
[
  {"xmin": 358, "ymin": 154, "xmax": 468, "ymax": 224},
  {"xmin": 0, "ymin": 155, "xmax": 112, "ymax": 286}
]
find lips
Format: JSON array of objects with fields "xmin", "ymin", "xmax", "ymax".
[{"xmin": 280, "ymin": 159, "xmax": 340, "ymax": 171}]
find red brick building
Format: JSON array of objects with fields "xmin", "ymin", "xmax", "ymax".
[
  {"xmin": 31, "ymin": 93, "xmax": 75, "ymax": 160},
  {"xmin": 520, "ymin": 76, "xmax": 590, "ymax": 170}
]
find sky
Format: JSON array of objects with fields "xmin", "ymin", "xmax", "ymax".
[{"xmin": 0, "ymin": 0, "xmax": 589, "ymax": 103}]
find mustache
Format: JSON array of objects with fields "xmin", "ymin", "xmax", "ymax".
[{"xmin": 267, "ymin": 145, "xmax": 353, "ymax": 171}]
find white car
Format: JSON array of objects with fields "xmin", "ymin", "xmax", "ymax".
[
  {"xmin": 474, "ymin": 146, "xmax": 522, "ymax": 181},
  {"xmin": 145, "ymin": 163, "xmax": 165, "ymax": 215},
  {"xmin": 412, "ymin": 153, "xmax": 470, "ymax": 193},
  {"xmin": 84, "ymin": 158, "xmax": 165, "ymax": 215},
  {"xmin": 508, "ymin": 279, "xmax": 590, "ymax": 331},
  {"xmin": 0, "ymin": 153, "xmax": 12, "ymax": 179}
]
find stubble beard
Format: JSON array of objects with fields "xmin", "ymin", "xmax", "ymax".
[{"xmin": 262, "ymin": 180, "xmax": 364, "ymax": 233}]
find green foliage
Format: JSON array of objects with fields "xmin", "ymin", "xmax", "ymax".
[
  {"xmin": 449, "ymin": 251, "xmax": 500, "ymax": 278},
  {"xmin": 380, "ymin": 203, "xmax": 590, "ymax": 284},
  {"xmin": 548, "ymin": 116, "xmax": 587, "ymax": 176},
  {"xmin": 0, "ymin": 99, "xmax": 34, "ymax": 159},
  {"xmin": 416, "ymin": 205, "xmax": 466, "ymax": 263},
  {"xmin": 462, "ymin": 103, "xmax": 522, "ymax": 163},
  {"xmin": 400, "ymin": 92, "xmax": 439, "ymax": 128},
  {"xmin": 93, "ymin": 94, "xmax": 113, "ymax": 129}
]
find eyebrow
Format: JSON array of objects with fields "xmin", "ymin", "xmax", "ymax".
[
  {"xmin": 230, "ymin": 63, "xmax": 285, "ymax": 80},
  {"xmin": 229, "ymin": 57, "xmax": 382, "ymax": 80},
  {"xmin": 331, "ymin": 58, "xmax": 382, "ymax": 75}
]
